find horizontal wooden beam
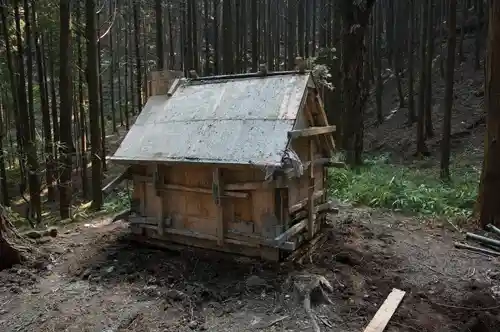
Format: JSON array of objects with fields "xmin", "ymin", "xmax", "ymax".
[
  {"xmin": 133, "ymin": 175, "xmax": 248, "ymax": 198},
  {"xmin": 160, "ymin": 183, "xmax": 248, "ymax": 198},
  {"xmin": 287, "ymin": 125, "xmax": 336, "ymax": 139},
  {"xmin": 282, "ymin": 158, "xmax": 346, "ymax": 178},
  {"xmin": 224, "ymin": 179, "xmax": 287, "ymax": 191},
  {"xmin": 274, "ymin": 214, "xmax": 320, "ymax": 246},
  {"xmin": 130, "ymin": 222, "xmax": 295, "ymax": 251},
  {"xmin": 293, "ymin": 201, "xmax": 338, "ymax": 221},
  {"xmin": 274, "ymin": 220, "xmax": 307, "ymax": 245},
  {"xmin": 289, "ymin": 190, "xmax": 325, "ymax": 214}
]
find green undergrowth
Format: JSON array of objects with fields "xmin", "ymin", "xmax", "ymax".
[
  {"xmin": 102, "ymin": 188, "xmax": 132, "ymax": 213},
  {"xmin": 327, "ymin": 155, "xmax": 479, "ymax": 218}
]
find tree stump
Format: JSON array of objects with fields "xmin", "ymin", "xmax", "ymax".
[
  {"xmin": 282, "ymin": 273, "xmax": 334, "ymax": 332},
  {"xmin": 0, "ymin": 207, "xmax": 35, "ymax": 270}
]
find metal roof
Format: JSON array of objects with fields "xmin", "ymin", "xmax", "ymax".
[{"xmin": 110, "ymin": 72, "xmax": 312, "ymax": 166}]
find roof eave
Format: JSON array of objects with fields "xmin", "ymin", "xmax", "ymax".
[{"xmin": 107, "ymin": 156, "xmax": 283, "ymax": 169}]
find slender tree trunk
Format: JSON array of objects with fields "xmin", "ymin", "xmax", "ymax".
[
  {"xmin": 0, "ymin": 98, "xmax": 9, "ymax": 207},
  {"xmin": 133, "ymin": 0, "xmax": 142, "ymax": 111},
  {"xmin": 86, "ymin": 0, "xmax": 103, "ymax": 210},
  {"xmin": 33, "ymin": 3, "xmax": 56, "ymax": 203},
  {"xmin": 77, "ymin": 3, "xmax": 88, "ymax": 199},
  {"xmin": 222, "ymin": 0, "xmax": 233, "ymax": 73},
  {"xmin": 374, "ymin": 1, "xmax": 383, "ymax": 124},
  {"xmin": 155, "ymin": 0, "xmax": 165, "ymax": 70},
  {"xmin": 58, "ymin": 0, "xmax": 73, "ymax": 219},
  {"xmin": 475, "ymin": 0, "xmax": 484, "ymax": 70},
  {"xmin": 416, "ymin": 0, "xmax": 430, "ymax": 156},
  {"xmin": 109, "ymin": 0, "xmax": 116, "ymax": 133},
  {"xmin": 97, "ymin": 14, "xmax": 106, "ymax": 172},
  {"xmin": 440, "ymin": 0, "xmax": 457, "ymax": 181}
]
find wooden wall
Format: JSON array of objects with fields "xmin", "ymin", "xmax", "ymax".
[{"xmin": 131, "ymin": 164, "xmax": 280, "ymax": 240}]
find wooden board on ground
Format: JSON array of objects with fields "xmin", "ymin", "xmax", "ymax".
[{"xmin": 363, "ymin": 288, "xmax": 406, "ymax": 332}]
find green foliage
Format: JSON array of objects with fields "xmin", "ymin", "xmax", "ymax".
[
  {"xmin": 307, "ymin": 47, "xmax": 338, "ymax": 91},
  {"xmin": 102, "ymin": 188, "xmax": 131, "ymax": 213},
  {"xmin": 327, "ymin": 154, "xmax": 479, "ymax": 217}
]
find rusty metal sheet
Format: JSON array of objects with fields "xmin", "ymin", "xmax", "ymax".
[{"xmin": 111, "ymin": 73, "xmax": 311, "ymax": 166}]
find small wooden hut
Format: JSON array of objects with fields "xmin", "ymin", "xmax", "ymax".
[{"xmin": 109, "ymin": 69, "xmax": 338, "ymax": 261}]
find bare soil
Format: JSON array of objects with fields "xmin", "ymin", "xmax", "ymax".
[{"xmin": 1, "ymin": 208, "xmax": 499, "ymax": 332}]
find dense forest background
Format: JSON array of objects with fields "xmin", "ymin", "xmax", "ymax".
[{"xmin": 0, "ymin": 0, "xmax": 496, "ymax": 229}]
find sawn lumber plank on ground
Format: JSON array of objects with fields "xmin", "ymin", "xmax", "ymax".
[{"xmin": 362, "ymin": 288, "xmax": 406, "ymax": 332}]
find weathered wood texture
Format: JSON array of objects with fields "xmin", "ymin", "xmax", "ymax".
[
  {"xmin": 128, "ymin": 89, "xmax": 333, "ymax": 260},
  {"xmin": 147, "ymin": 70, "xmax": 184, "ymax": 97}
]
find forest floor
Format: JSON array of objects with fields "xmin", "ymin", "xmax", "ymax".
[{"xmin": 1, "ymin": 208, "xmax": 499, "ymax": 332}]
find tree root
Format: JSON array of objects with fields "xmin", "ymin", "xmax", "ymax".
[{"xmin": 0, "ymin": 206, "xmax": 41, "ymax": 271}]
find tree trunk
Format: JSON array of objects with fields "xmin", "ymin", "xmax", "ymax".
[
  {"xmin": 340, "ymin": 0, "xmax": 376, "ymax": 166},
  {"xmin": 407, "ymin": 0, "xmax": 416, "ymax": 124},
  {"xmin": 440, "ymin": 0, "xmax": 457, "ymax": 181},
  {"xmin": 155, "ymin": 0, "xmax": 165, "ymax": 70},
  {"xmin": 424, "ymin": 0, "xmax": 435, "ymax": 139},
  {"xmin": 86, "ymin": 0, "xmax": 103, "ymax": 210},
  {"xmin": 0, "ymin": 208, "xmax": 30, "ymax": 270},
  {"xmin": 374, "ymin": 1, "xmax": 383, "ymax": 124},
  {"xmin": 58, "ymin": 0, "xmax": 73, "ymax": 219},
  {"xmin": 416, "ymin": 0, "xmax": 430, "ymax": 156},
  {"xmin": 77, "ymin": 3, "xmax": 88, "ymax": 199},
  {"xmin": 133, "ymin": 1, "xmax": 142, "ymax": 111},
  {"xmin": 32, "ymin": 2, "xmax": 55, "ymax": 203},
  {"xmin": 477, "ymin": 0, "xmax": 500, "ymax": 227}
]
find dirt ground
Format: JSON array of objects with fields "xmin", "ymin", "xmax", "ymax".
[{"xmin": 1, "ymin": 207, "xmax": 499, "ymax": 332}]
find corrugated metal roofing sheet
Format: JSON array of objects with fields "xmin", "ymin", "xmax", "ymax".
[{"xmin": 110, "ymin": 73, "xmax": 311, "ymax": 166}]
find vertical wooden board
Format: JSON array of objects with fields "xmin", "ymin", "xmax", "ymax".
[
  {"xmin": 184, "ymin": 216, "xmax": 218, "ymax": 236},
  {"xmin": 183, "ymin": 165, "xmax": 213, "ymax": 188},
  {"xmin": 314, "ymin": 168, "xmax": 324, "ymax": 191},
  {"xmin": 144, "ymin": 183, "xmax": 162, "ymax": 218},
  {"xmin": 252, "ymin": 189, "xmax": 277, "ymax": 238},
  {"xmin": 182, "ymin": 191, "xmax": 216, "ymax": 218},
  {"xmin": 131, "ymin": 164, "xmax": 147, "ymax": 176},
  {"xmin": 222, "ymin": 168, "xmax": 260, "ymax": 183},
  {"xmin": 140, "ymin": 182, "xmax": 147, "ymax": 216},
  {"xmin": 307, "ymin": 139, "xmax": 315, "ymax": 239},
  {"xmin": 232, "ymin": 197, "xmax": 253, "ymax": 221},
  {"xmin": 288, "ymin": 184, "xmax": 301, "ymax": 209},
  {"xmin": 291, "ymin": 137, "xmax": 309, "ymax": 161},
  {"xmin": 163, "ymin": 189, "xmax": 183, "ymax": 228},
  {"xmin": 226, "ymin": 196, "xmax": 254, "ymax": 235},
  {"xmin": 131, "ymin": 178, "xmax": 143, "ymax": 214},
  {"xmin": 213, "ymin": 168, "xmax": 224, "ymax": 246},
  {"xmin": 164, "ymin": 165, "xmax": 212, "ymax": 187}
]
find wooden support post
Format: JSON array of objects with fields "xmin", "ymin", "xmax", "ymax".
[
  {"xmin": 304, "ymin": 98, "xmax": 326, "ymax": 155},
  {"xmin": 213, "ymin": 168, "xmax": 224, "ymax": 246},
  {"xmin": 153, "ymin": 164, "xmax": 166, "ymax": 235},
  {"xmin": 308, "ymin": 139, "xmax": 315, "ymax": 239},
  {"xmin": 310, "ymin": 92, "xmax": 336, "ymax": 154}
]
